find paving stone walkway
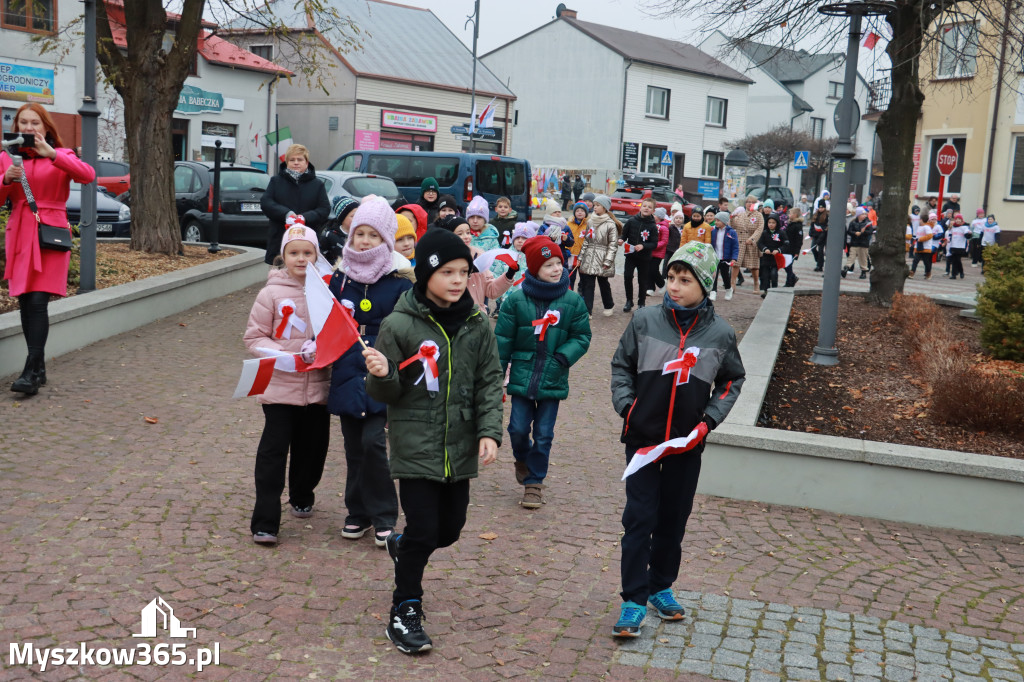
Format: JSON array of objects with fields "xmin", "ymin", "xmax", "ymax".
[
  {"xmin": 617, "ymin": 592, "xmax": 1024, "ymax": 681},
  {"xmin": 0, "ymin": 255, "xmax": 1018, "ymax": 680}
]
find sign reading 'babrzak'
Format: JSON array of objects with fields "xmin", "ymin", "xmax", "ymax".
[{"xmin": 176, "ymin": 84, "xmax": 223, "ymax": 115}]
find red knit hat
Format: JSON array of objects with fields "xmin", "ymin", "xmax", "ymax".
[{"xmin": 522, "ymin": 235, "xmax": 563, "ymax": 275}]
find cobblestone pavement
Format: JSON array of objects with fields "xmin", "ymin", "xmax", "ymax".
[{"xmin": 1, "ymin": 258, "xmax": 1019, "ymax": 681}]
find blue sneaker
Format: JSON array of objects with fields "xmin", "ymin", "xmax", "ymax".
[
  {"xmin": 648, "ymin": 589, "xmax": 685, "ymax": 620},
  {"xmin": 613, "ymin": 601, "xmax": 646, "ymax": 637}
]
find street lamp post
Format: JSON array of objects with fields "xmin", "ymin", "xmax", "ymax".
[
  {"xmin": 77, "ymin": 0, "xmax": 100, "ymax": 292},
  {"xmin": 465, "ymin": 0, "xmax": 480, "ymax": 153},
  {"xmin": 810, "ymin": 1, "xmax": 895, "ymax": 366}
]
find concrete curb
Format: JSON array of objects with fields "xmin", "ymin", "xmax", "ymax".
[
  {"xmin": 0, "ymin": 241, "xmax": 267, "ymax": 378},
  {"xmin": 702, "ymin": 287, "xmax": 1024, "ymax": 537}
]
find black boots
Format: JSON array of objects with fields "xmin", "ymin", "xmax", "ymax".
[{"xmin": 10, "ymin": 353, "xmax": 43, "ymax": 396}]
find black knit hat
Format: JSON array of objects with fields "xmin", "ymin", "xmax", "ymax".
[
  {"xmin": 436, "ymin": 194, "xmax": 459, "ymax": 214},
  {"xmin": 414, "ymin": 228, "xmax": 473, "ymax": 288},
  {"xmin": 436, "ymin": 214, "xmax": 469, "ymax": 232}
]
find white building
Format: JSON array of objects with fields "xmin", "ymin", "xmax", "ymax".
[
  {"xmin": 0, "ymin": 0, "xmax": 289, "ymax": 170},
  {"xmin": 223, "ymin": 0, "xmax": 516, "ymax": 170},
  {"xmin": 481, "ymin": 9, "xmax": 752, "ymax": 200},
  {"xmin": 699, "ymin": 32, "xmax": 877, "ymax": 198}
]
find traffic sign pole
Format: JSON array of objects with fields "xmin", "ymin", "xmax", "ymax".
[
  {"xmin": 937, "ymin": 175, "xmax": 946, "ymax": 218},
  {"xmin": 934, "ymin": 140, "xmax": 958, "ymax": 213}
]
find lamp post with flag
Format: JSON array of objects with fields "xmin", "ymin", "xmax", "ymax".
[{"xmin": 465, "ymin": 0, "xmax": 481, "ymax": 153}]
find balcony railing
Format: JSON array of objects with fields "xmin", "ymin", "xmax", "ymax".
[{"xmin": 867, "ymin": 76, "xmax": 891, "ymax": 112}]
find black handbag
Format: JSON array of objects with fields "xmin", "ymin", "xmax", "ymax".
[{"xmin": 18, "ymin": 165, "xmax": 72, "ymax": 252}]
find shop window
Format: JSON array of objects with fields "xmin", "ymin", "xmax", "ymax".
[
  {"xmin": 2, "ymin": 0, "xmax": 56, "ymax": 33},
  {"xmin": 201, "ymin": 121, "xmax": 236, "ymax": 163},
  {"xmin": 925, "ymin": 137, "xmax": 966, "ymax": 194},
  {"xmin": 643, "ymin": 145, "xmax": 667, "ymax": 175}
]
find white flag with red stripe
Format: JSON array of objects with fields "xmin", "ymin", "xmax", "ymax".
[
  {"xmin": 232, "ymin": 349, "xmax": 314, "ymax": 398},
  {"xmin": 305, "ymin": 263, "xmax": 362, "ymax": 369},
  {"xmin": 621, "ymin": 426, "xmax": 704, "ymax": 480}
]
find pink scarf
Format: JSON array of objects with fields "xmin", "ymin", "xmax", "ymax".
[{"xmin": 341, "ymin": 242, "xmax": 393, "ymax": 283}]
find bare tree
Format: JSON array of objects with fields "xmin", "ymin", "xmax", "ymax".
[
  {"xmin": 726, "ymin": 124, "xmax": 807, "ymax": 188},
  {"xmin": 805, "ymin": 136, "xmax": 838, "ymax": 197},
  {"xmin": 39, "ymin": 1, "xmax": 360, "ymax": 255},
  {"xmin": 648, "ymin": 0, "xmax": 1023, "ymax": 306}
]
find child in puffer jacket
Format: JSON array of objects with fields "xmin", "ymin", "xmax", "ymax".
[
  {"xmin": 243, "ymin": 225, "xmax": 332, "ymax": 546},
  {"xmin": 467, "ymin": 196, "xmax": 500, "ymax": 252},
  {"xmin": 328, "ymin": 199, "xmax": 413, "ymax": 548}
]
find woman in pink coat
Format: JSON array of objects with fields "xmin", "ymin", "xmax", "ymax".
[{"xmin": 1, "ymin": 103, "xmax": 96, "ymax": 396}]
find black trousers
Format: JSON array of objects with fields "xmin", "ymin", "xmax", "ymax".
[
  {"xmin": 578, "ymin": 273, "xmax": 614, "ymax": 313},
  {"xmin": 970, "ymin": 239, "xmax": 983, "ymax": 264},
  {"xmin": 623, "ymin": 255, "xmax": 652, "ymax": 306},
  {"xmin": 251, "ymin": 403, "xmax": 330, "ymax": 534},
  {"xmin": 911, "ymin": 250, "xmax": 932, "ymax": 276},
  {"xmin": 711, "ymin": 259, "xmax": 732, "ymax": 292},
  {"xmin": 393, "ymin": 478, "xmax": 470, "ymax": 605},
  {"xmin": 18, "ymin": 292, "xmax": 50, "ymax": 355},
  {"xmin": 949, "ymin": 247, "xmax": 966, "ymax": 278},
  {"xmin": 340, "ymin": 414, "xmax": 398, "ymax": 530},
  {"xmin": 620, "ymin": 444, "xmax": 702, "ymax": 605},
  {"xmin": 561, "ymin": 196, "xmax": 571, "ymax": 210},
  {"xmin": 649, "ymin": 257, "xmax": 665, "ymax": 290},
  {"xmin": 758, "ymin": 254, "xmax": 779, "ymax": 291},
  {"xmin": 811, "ymin": 233, "xmax": 826, "ymax": 268}
]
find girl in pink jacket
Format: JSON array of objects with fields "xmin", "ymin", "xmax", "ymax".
[
  {"xmin": 2, "ymin": 103, "xmax": 96, "ymax": 396},
  {"xmin": 243, "ymin": 224, "xmax": 331, "ymax": 545},
  {"xmin": 443, "ymin": 215, "xmax": 517, "ymax": 312}
]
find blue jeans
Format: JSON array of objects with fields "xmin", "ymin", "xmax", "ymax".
[{"xmin": 507, "ymin": 396, "xmax": 560, "ymax": 485}]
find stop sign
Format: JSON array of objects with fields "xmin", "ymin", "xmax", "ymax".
[{"xmin": 936, "ymin": 143, "xmax": 959, "ymax": 177}]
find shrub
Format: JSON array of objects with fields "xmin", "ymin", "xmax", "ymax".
[{"xmin": 976, "ymin": 238, "xmax": 1024, "ymax": 361}]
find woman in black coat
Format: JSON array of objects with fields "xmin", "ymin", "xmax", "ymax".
[{"xmin": 260, "ymin": 143, "xmax": 331, "ymax": 264}]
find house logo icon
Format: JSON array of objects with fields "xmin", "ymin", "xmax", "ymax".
[{"xmin": 132, "ymin": 596, "xmax": 197, "ymax": 638}]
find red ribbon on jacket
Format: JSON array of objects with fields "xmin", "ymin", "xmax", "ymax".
[
  {"xmin": 399, "ymin": 340, "xmax": 440, "ymax": 391},
  {"xmin": 531, "ymin": 310, "xmax": 561, "ymax": 341},
  {"xmin": 274, "ymin": 305, "xmax": 294, "ymax": 339}
]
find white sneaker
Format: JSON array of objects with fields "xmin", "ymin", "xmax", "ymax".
[
  {"xmin": 725, "ymin": 289, "xmax": 734, "ymax": 300},
  {"xmin": 709, "ymin": 291, "xmax": 717, "ymax": 301},
  {"xmin": 646, "ymin": 289, "xmax": 655, "ymax": 296},
  {"xmin": 602, "ymin": 308, "xmax": 614, "ymax": 317}
]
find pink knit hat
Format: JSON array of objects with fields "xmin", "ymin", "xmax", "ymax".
[
  {"xmin": 466, "ymin": 196, "xmax": 490, "ymax": 221},
  {"xmin": 349, "ymin": 197, "xmax": 398, "ymax": 250},
  {"xmin": 280, "ymin": 217, "xmax": 319, "ymax": 252}
]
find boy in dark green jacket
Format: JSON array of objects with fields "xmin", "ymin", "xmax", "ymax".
[
  {"xmin": 364, "ymin": 229, "xmax": 503, "ymax": 654},
  {"xmin": 494, "ymin": 236, "xmax": 591, "ymax": 509}
]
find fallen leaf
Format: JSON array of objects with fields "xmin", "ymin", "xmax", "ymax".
[
  {"xmin": 478, "ymin": 532, "xmax": 498, "ymax": 541},
  {"xmin": 144, "ymin": 416, "xmax": 159, "ymax": 424},
  {"xmin": 805, "ymin": 426, "xmax": 821, "ymax": 433},
  {"xmin": 178, "ymin": 322, "xmax": 188, "ymax": 327}
]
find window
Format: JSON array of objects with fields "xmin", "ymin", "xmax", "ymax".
[
  {"xmin": 937, "ymin": 22, "xmax": 978, "ymax": 78},
  {"xmin": 646, "ymin": 86, "xmax": 670, "ymax": 119},
  {"xmin": 201, "ymin": 121, "xmax": 237, "ymax": 163},
  {"xmin": 97, "ymin": 161, "xmax": 128, "ymax": 177},
  {"xmin": 333, "ymin": 153, "xmax": 362, "ymax": 172},
  {"xmin": 250, "ymin": 45, "xmax": 273, "ymax": 61},
  {"xmin": 702, "ymin": 152, "xmax": 723, "ymax": 178},
  {"xmin": 925, "ymin": 137, "xmax": 966, "ymax": 194},
  {"xmin": 643, "ymin": 145, "xmax": 667, "ymax": 174},
  {"xmin": 811, "ymin": 117, "xmax": 825, "ymax": 140},
  {"xmin": 218, "ymin": 169, "xmax": 269, "ymax": 192},
  {"xmin": 1011, "ymin": 136, "xmax": 1024, "ymax": 197},
  {"xmin": 1, "ymin": 0, "xmax": 56, "ymax": 33},
  {"xmin": 828, "ymin": 81, "xmax": 844, "ymax": 99},
  {"xmin": 706, "ymin": 97, "xmax": 727, "ymax": 127},
  {"xmin": 173, "ymin": 165, "xmax": 197, "ymax": 194},
  {"xmin": 476, "ymin": 160, "xmax": 526, "ymax": 196}
]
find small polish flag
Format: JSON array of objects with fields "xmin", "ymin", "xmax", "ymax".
[
  {"xmin": 862, "ymin": 31, "xmax": 880, "ymax": 49},
  {"xmin": 622, "ymin": 425, "xmax": 704, "ymax": 480},
  {"xmin": 305, "ymin": 263, "xmax": 363, "ymax": 369},
  {"xmin": 801, "ymin": 248, "xmax": 812, "ymax": 255},
  {"xmin": 232, "ymin": 357, "xmax": 277, "ymax": 398},
  {"xmin": 623, "ymin": 243, "xmax": 636, "ymax": 254},
  {"xmin": 773, "ymin": 253, "xmax": 794, "ymax": 269},
  {"xmin": 473, "ymin": 247, "xmax": 519, "ymax": 273}
]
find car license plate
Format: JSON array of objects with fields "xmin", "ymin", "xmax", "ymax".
[
  {"xmin": 242, "ymin": 202, "xmax": 261, "ymax": 212},
  {"xmin": 97, "ymin": 223, "xmax": 113, "ymax": 234}
]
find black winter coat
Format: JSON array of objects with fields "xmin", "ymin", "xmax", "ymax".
[
  {"xmin": 783, "ymin": 220, "xmax": 803, "ymax": 256},
  {"xmin": 261, "ymin": 162, "xmax": 331, "ymax": 264},
  {"xmin": 621, "ymin": 213, "xmax": 659, "ymax": 259},
  {"xmin": 327, "ymin": 271, "xmax": 413, "ymax": 418},
  {"xmin": 846, "ymin": 217, "xmax": 874, "ymax": 247},
  {"xmin": 757, "ymin": 226, "xmax": 789, "ymax": 255},
  {"xmin": 561, "ymin": 178, "xmax": 572, "ymax": 199}
]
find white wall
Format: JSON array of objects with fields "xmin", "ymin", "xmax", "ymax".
[
  {"xmin": 482, "ymin": 20, "xmax": 623, "ymax": 169},
  {"xmin": 623, "ymin": 62, "xmax": 748, "ymax": 181}
]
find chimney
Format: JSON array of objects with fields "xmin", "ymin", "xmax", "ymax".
[{"xmin": 561, "ymin": 8, "xmax": 577, "ymax": 18}]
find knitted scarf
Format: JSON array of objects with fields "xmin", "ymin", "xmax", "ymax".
[
  {"xmin": 663, "ymin": 292, "xmax": 708, "ymax": 328},
  {"xmin": 342, "ymin": 242, "xmax": 393, "ymax": 284},
  {"xmin": 521, "ymin": 268, "xmax": 569, "ymax": 302}
]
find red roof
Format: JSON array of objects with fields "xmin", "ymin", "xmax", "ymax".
[{"xmin": 105, "ymin": 3, "xmax": 292, "ymax": 77}]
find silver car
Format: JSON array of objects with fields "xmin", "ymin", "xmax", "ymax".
[{"xmin": 316, "ymin": 171, "xmax": 403, "ymax": 207}]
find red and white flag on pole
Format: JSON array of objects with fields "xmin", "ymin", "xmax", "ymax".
[
  {"xmin": 621, "ymin": 424, "xmax": 706, "ymax": 480},
  {"xmin": 473, "ymin": 247, "xmax": 518, "ymax": 273},
  {"xmin": 232, "ymin": 349, "xmax": 314, "ymax": 398},
  {"xmin": 862, "ymin": 31, "xmax": 880, "ymax": 49},
  {"xmin": 305, "ymin": 263, "xmax": 363, "ymax": 369},
  {"xmin": 773, "ymin": 253, "xmax": 794, "ymax": 269},
  {"xmin": 315, "ymin": 253, "xmax": 335, "ymax": 285}
]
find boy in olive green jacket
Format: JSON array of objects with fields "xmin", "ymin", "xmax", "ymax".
[{"xmin": 364, "ymin": 229, "xmax": 503, "ymax": 655}]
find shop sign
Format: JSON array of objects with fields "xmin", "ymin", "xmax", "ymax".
[
  {"xmin": 354, "ymin": 130, "xmax": 380, "ymax": 150},
  {"xmin": 381, "ymin": 110, "xmax": 437, "ymax": 132},
  {"xmin": 177, "ymin": 85, "xmax": 224, "ymax": 115},
  {"xmin": 0, "ymin": 62, "xmax": 54, "ymax": 104},
  {"xmin": 201, "ymin": 134, "xmax": 235, "ymax": 149}
]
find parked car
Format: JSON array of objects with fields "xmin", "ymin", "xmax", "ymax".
[
  {"xmin": 610, "ymin": 185, "xmax": 696, "ymax": 222},
  {"xmin": 96, "ymin": 159, "xmax": 131, "ymax": 197},
  {"xmin": 173, "ymin": 161, "xmax": 270, "ymax": 245},
  {"xmin": 329, "ymin": 150, "xmax": 532, "ymax": 219},
  {"xmin": 67, "ymin": 183, "xmax": 131, "ymax": 238},
  {"xmin": 316, "ymin": 170, "xmax": 402, "ymax": 207},
  {"xmin": 746, "ymin": 185, "xmax": 796, "ymax": 209}
]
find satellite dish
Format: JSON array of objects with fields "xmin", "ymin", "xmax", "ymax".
[{"xmin": 555, "ymin": 3, "xmax": 567, "ymax": 17}]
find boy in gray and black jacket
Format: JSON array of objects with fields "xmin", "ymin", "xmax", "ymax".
[{"xmin": 609, "ymin": 241, "xmax": 745, "ymax": 638}]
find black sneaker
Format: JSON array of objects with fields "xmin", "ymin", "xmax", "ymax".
[
  {"xmin": 841, "ymin": 266, "xmax": 848, "ymax": 278},
  {"xmin": 252, "ymin": 531, "xmax": 278, "ymax": 545},
  {"xmin": 290, "ymin": 504, "xmax": 313, "ymax": 518},
  {"xmin": 386, "ymin": 532, "xmax": 402, "ymax": 567},
  {"xmin": 622, "ymin": 302, "xmax": 633, "ymax": 312},
  {"xmin": 859, "ymin": 271, "xmax": 867, "ymax": 279},
  {"xmin": 387, "ymin": 600, "xmax": 432, "ymax": 654}
]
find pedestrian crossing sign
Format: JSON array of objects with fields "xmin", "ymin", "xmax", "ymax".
[
  {"xmin": 794, "ymin": 151, "xmax": 809, "ymax": 169},
  {"xmin": 660, "ymin": 150, "xmax": 673, "ymax": 165}
]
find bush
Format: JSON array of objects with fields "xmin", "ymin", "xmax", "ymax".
[{"xmin": 976, "ymin": 238, "xmax": 1024, "ymax": 361}]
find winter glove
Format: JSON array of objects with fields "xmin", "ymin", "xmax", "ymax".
[
  {"xmin": 688, "ymin": 420, "xmax": 710, "ymax": 447},
  {"xmin": 300, "ymin": 339, "xmax": 317, "ymax": 364}
]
